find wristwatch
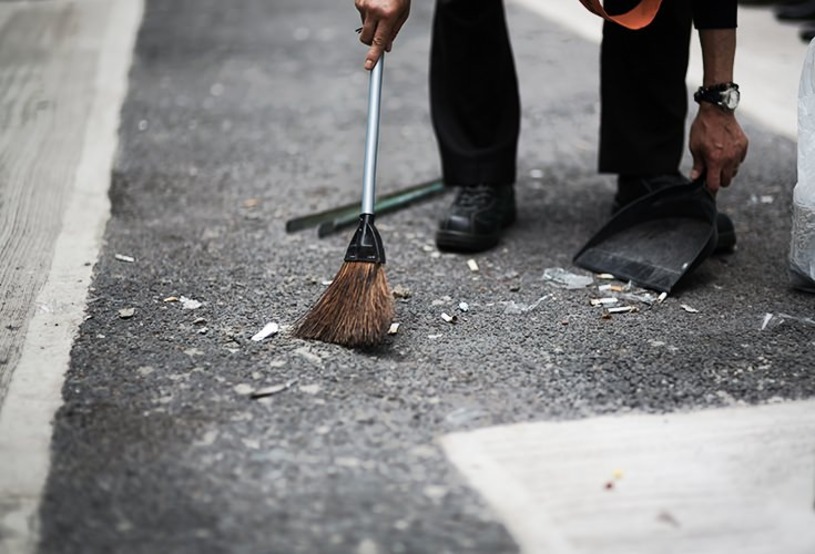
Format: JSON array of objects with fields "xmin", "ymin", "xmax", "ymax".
[{"xmin": 694, "ymin": 82, "xmax": 740, "ymax": 112}]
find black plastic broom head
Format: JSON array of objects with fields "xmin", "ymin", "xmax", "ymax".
[{"xmin": 344, "ymin": 213, "xmax": 386, "ymax": 263}]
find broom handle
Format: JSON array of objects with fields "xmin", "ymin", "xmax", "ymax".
[{"xmin": 361, "ymin": 55, "xmax": 383, "ymax": 215}]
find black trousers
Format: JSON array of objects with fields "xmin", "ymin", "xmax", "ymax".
[{"xmin": 429, "ymin": 0, "xmax": 693, "ymax": 185}]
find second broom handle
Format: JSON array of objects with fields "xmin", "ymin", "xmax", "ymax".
[{"xmin": 362, "ymin": 55, "xmax": 383, "ymax": 215}]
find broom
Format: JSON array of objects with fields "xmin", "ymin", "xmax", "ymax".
[{"xmin": 293, "ymin": 55, "xmax": 394, "ymax": 348}]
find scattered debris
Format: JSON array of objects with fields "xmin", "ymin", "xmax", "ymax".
[
  {"xmin": 503, "ymin": 295, "xmax": 552, "ymax": 315},
  {"xmin": 612, "ymin": 468, "xmax": 624, "ymax": 480},
  {"xmin": 180, "ymin": 296, "xmax": 202, "ymax": 310},
  {"xmin": 751, "ymin": 194, "xmax": 775, "ymax": 205},
  {"xmin": 392, "ymin": 284, "xmax": 412, "ymax": 299},
  {"xmin": 441, "ymin": 312, "xmax": 457, "ymax": 324},
  {"xmin": 299, "ymin": 384, "xmax": 321, "ymax": 395},
  {"xmin": 619, "ymin": 291, "xmax": 660, "ymax": 306},
  {"xmin": 251, "ymin": 322, "xmax": 280, "ymax": 341},
  {"xmin": 163, "ymin": 296, "xmax": 179, "ymax": 303},
  {"xmin": 590, "ymin": 297, "xmax": 619, "ymax": 307},
  {"xmin": 606, "ymin": 306, "xmax": 638, "ymax": 314},
  {"xmin": 657, "ymin": 510, "xmax": 681, "ymax": 528},
  {"xmin": 422, "ymin": 485, "xmax": 449, "ymax": 502},
  {"xmin": 604, "ymin": 481, "xmax": 615, "ymax": 491},
  {"xmin": 233, "ymin": 383, "xmax": 254, "ymax": 395},
  {"xmin": 193, "ymin": 317, "xmax": 207, "ymax": 325},
  {"xmin": 658, "ymin": 292, "xmax": 669, "ymax": 304},
  {"xmin": 388, "ymin": 322, "xmax": 400, "ymax": 335},
  {"xmin": 761, "ymin": 312, "xmax": 815, "ymax": 330},
  {"xmin": 118, "ymin": 307, "xmax": 135, "ymax": 319},
  {"xmin": 427, "ymin": 334, "xmax": 443, "ymax": 339},
  {"xmin": 596, "ymin": 273, "xmax": 616, "ymax": 280},
  {"xmin": 680, "ymin": 304, "xmax": 700, "ymax": 314},
  {"xmin": 114, "ymin": 254, "xmax": 135, "ymax": 263},
  {"xmin": 598, "ymin": 284, "xmax": 625, "ymax": 293},
  {"xmin": 467, "ymin": 258, "xmax": 479, "ymax": 272},
  {"xmin": 321, "ymin": 280, "xmax": 333, "ymax": 286},
  {"xmin": 542, "ymin": 267, "xmax": 593, "ymax": 289},
  {"xmin": 458, "ymin": 302, "xmax": 469, "ymax": 312},
  {"xmin": 243, "ymin": 198, "xmax": 260, "ymax": 208},
  {"xmin": 250, "ymin": 378, "xmax": 298, "ymax": 399}
]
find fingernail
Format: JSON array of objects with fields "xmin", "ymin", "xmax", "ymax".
[{"xmin": 365, "ymin": 59, "xmax": 373, "ymax": 70}]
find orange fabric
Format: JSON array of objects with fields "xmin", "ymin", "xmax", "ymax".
[{"xmin": 578, "ymin": 0, "xmax": 663, "ymax": 30}]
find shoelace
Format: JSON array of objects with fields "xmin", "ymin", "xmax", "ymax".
[{"xmin": 456, "ymin": 185, "xmax": 496, "ymax": 209}]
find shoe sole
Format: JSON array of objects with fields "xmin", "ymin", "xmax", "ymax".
[
  {"xmin": 435, "ymin": 214, "xmax": 516, "ymax": 254},
  {"xmin": 435, "ymin": 229, "xmax": 502, "ymax": 253}
]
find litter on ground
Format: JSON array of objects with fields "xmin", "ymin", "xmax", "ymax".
[
  {"xmin": 761, "ymin": 312, "xmax": 815, "ymax": 330},
  {"xmin": 180, "ymin": 296, "xmax": 202, "ymax": 310},
  {"xmin": 503, "ymin": 295, "xmax": 553, "ymax": 315},
  {"xmin": 251, "ymin": 322, "xmax": 280, "ymax": 341},
  {"xmin": 250, "ymin": 378, "xmax": 299, "ymax": 399},
  {"xmin": 441, "ymin": 312, "xmax": 457, "ymax": 324},
  {"xmin": 542, "ymin": 267, "xmax": 593, "ymax": 289}
]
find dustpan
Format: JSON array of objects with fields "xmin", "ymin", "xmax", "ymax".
[{"xmin": 573, "ymin": 177, "xmax": 718, "ymax": 293}]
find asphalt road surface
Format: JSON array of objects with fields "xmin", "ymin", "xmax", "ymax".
[{"xmin": 1, "ymin": 0, "xmax": 814, "ymax": 553}]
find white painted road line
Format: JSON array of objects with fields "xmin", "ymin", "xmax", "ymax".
[
  {"xmin": 441, "ymin": 401, "xmax": 815, "ymax": 554},
  {"xmin": 510, "ymin": 0, "xmax": 807, "ymax": 140},
  {"xmin": 0, "ymin": 1, "xmax": 143, "ymax": 552}
]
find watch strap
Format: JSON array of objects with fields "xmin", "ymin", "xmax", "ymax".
[{"xmin": 694, "ymin": 82, "xmax": 739, "ymax": 104}]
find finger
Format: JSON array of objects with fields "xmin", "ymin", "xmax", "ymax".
[
  {"xmin": 365, "ymin": 23, "xmax": 392, "ymax": 70},
  {"xmin": 358, "ymin": 19, "xmax": 376, "ymax": 46},
  {"xmin": 721, "ymin": 163, "xmax": 738, "ymax": 188},
  {"xmin": 705, "ymin": 164, "xmax": 723, "ymax": 193},
  {"xmin": 365, "ymin": 44, "xmax": 384, "ymax": 70}
]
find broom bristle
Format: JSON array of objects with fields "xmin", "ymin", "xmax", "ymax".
[{"xmin": 293, "ymin": 262, "xmax": 394, "ymax": 348}]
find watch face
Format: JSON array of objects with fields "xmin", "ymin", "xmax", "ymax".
[{"xmin": 722, "ymin": 88, "xmax": 740, "ymax": 111}]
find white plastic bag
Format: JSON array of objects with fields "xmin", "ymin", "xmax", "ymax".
[{"xmin": 789, "ymin": 39, "xmax": 815, "ymax": 291}]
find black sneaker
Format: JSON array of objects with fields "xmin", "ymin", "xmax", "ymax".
[
  {"xmin": 614, "ymin": 173, "xmax": 736, "ymax": 253},
  {"xmin": 435, "ymin": 184, "xmax": 516, "ymax": 253}
]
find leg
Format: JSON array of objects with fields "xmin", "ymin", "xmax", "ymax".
[
  {"xmin": 430, "ymin": 0, "xmax": 520, "ymax": 186},
  {"xmin": 598, "ymin": 0, "xmax": 692, "ymax": 175},
  {"xmin": 599, "ymin": 0, "xmax": 735, "ymax": 252}
]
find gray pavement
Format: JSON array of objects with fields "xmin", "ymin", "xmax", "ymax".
[{"xmin": 3, "ymin": 0, "xmax": 815, "ymax": 552}]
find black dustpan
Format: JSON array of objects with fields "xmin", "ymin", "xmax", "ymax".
[{"xmin": 573, "ymin": 177, "xmax": 718, "ymax": 293}]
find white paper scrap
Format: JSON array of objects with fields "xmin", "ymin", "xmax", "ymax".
[{"xmin": 251, "ymin": 322, "xmax": 280, "ymax": 341}]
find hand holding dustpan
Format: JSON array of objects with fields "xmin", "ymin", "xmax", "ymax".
[{"xmin": 573, "ymin": 176, "xmax": 718, "ymax": 293}]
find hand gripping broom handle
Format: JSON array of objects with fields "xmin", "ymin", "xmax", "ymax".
[{"xmin": 343, "ymin": 55, "xmax": 387, "ymax": 264}]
